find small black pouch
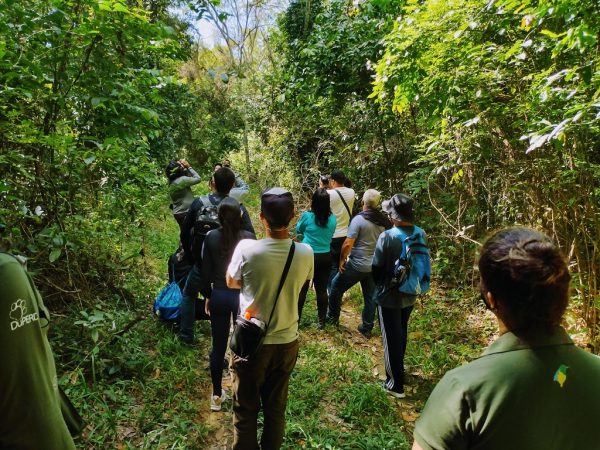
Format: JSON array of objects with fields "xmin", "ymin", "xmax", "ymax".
[{"xmin": 230, "ymin": 316, "xmax": 267, "ymax": 361}]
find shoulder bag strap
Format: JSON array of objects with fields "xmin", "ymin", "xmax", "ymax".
[
  {"xmin": 265, "ymin": 242, "xmax": 296, "ymax": 329},
  {"xmin": 335, "ymin": 189, "xmax": 352, "ymax": 219}
]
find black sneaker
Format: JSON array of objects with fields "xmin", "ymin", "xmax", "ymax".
[
  {"xmin": 357, "ymin": 325, "xmax": 372, "ymax": 339},
  {"xmin": 177, "ymin": 335, "xmax": 197, "ymax": 348},
  {"xmin": 380, "ymin": 381, "xmax": 406, "ymax": 399},
  {"xmin": 325, "ymin": 316, "xmax": 339, "ymax": 327}
]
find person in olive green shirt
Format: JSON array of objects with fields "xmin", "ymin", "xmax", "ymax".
[
  {"xmin": 413, "ymin": 227, "xmax": 600, "ymax": 450},
  {"xmin": 0, "ymin": 251, "xmax": 76, "ymax": 449}
]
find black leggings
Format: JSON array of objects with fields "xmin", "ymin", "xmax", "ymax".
[
  {"xmin": 298, "ymin": 252, "xmax": 332, "ymax": 323},
  {"xmin": 209, "ymin": 287, "xmax": 239, "ymax": 396}
]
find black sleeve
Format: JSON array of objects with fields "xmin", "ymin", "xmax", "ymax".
[
  {"xmin": 372, "ymin": 265, "xmax": 386, "ymax": 285},
  {"xmin": 240, "ymin": 205, "xmax": 255, "ymax": 235},
  {"xmin": 180, "ymin": 199, "xmax": 199, "ymax": 262},
  {"xmin": 371, "ymin": 233, "xmax": 387, "ymax": 285},
  {"xmin": 200, "ymin": 232, "xmax": 216, "ymax": 298}
]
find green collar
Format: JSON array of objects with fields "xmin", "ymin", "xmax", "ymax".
[{"xmin": 480, "ymin": 327, "xmax": 573, "ymax": 358}]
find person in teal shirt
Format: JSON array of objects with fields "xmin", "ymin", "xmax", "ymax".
[
  {"xmin": 0, "ymin": 243, "xmax": 76, "ymax": 449},
  {"xmin": 413, "ymin": 227, "xmax": 600, "ymax": 450},
  {"xmin": 296, "ymin": 188, "xmax": 336, "ymax": 327}
]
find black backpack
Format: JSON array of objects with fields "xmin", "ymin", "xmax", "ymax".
[
  {"xmin": 190, "ymin": 195, "xmax": 220, "ymax": 261},
  {"xmin": 390, "ymin": 244, "xmax": 412, "ymax": 288}
]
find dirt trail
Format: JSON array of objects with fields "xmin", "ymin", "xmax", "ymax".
[{"xmin": 199, "ymin": 300, "xmax": 422, "ymax": 449}]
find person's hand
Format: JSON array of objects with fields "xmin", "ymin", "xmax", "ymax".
[
  {"xmin": 178, "ymin": 159, "xmax": 190, "ymax": 169},
  {"xmin": 204, "ymin": 298, "xmax": 211, "ymax": 316},
  {"xmin": 339, "ymin": 260, "xmax": 346, "ymax": 273}
]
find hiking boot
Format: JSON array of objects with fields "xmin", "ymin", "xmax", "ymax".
[{"xmin": 210, "ymin": 390, "xmax": 227, "ymax": 412}]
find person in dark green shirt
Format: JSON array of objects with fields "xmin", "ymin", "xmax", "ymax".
[
  {"xmin": 0, "ymin": 248, "xmax": 76, "ymax": 449},
  {"xmin": 413, "ymin": 227, "xmax": 600, "ymax": 450}
]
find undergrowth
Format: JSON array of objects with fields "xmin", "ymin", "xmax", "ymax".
[{"xmin": 48, "ymin": 188, "xmax": 497, "ymax": 449}]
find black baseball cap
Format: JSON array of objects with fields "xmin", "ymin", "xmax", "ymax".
[{"xmin": 261, "ymin": 188, "xmax": 294, "ymax": 228}]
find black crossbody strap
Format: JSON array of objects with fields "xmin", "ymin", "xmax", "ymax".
[
  {"xmin": 265, "ymin": 242, "xmax": 295, "ymax": 329},
  {"xmin": 335, "ymin": 189, "xmax": 352, "ymax": 219}
]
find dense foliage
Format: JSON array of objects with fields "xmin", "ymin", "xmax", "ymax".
[
  {"xmin": 1, "ymin": 0, "xmax": 597, "ymax": 346},
  {"xmin": 259, "ymin": 0, "xmax": 600, "ymax": 346},
  {"xmin": 1, "ymin": 0, "xmax": 598, "ymax": 446},
  {"xmin": 0, "ymin": 0, "xmax": 232, "ymax": 302}
]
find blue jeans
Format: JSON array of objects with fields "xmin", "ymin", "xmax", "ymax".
[
  {"xmin": 327, "ymin": 263, "xmax": 377, "ymax": 330},
  {"xmin": 327, "ymin": 237, "xmax": 346, "ymax": 295},
  {"xmin": 180, "ymin": 264, "xmax": 202, "ymax": 342}
]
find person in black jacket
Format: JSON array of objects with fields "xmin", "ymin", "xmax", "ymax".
[
  {"xmin": 201, "ymin": 197, "xmax": 255, "ymax": 411},
  {"xmin": 178, "ymin": 167, "xmax": 255, "ymax": 346}
]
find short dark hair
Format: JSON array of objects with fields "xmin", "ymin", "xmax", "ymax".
[
  {"xmin": 213, "ymin": 167, "xmax": 235, "ymax": 194},
  {"xmin": 478, "ymin": 227, "xmax": 570, "ymax": 336},
  {"xmin": 330, "ymin": 169, "xmax": 347, "ymax": 185}
]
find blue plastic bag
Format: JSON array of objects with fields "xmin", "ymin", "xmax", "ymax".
[{"xmin": 153, "ymin": 281, "xmax": 182, "ymax": 321}]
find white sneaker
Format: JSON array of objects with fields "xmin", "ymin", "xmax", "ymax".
[
  {"xmin": 381, "ymin": 382, "xmax": 406, "ymax": 399},
  {"xmin": 386, "ymin": 387, "xmax": 406, "ymax": 399},
  {"xmin": 210, "ymin": 390, "xmax": 227, "ymax": 411}
]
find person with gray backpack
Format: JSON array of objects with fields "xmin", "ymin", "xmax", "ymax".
[
  {"xmin": 372, "ymin": 193, "xmax": 431, "ymax": 398},
  {"xmin": 178, "ymin": 167, "xmax": 255, "ymax": 346}
]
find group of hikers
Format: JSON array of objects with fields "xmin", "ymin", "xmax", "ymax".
[
  {"xmin": 165, "ymin": 159, "xmax": 433, "ymax": 447},
  {"xmin": 161, "ymin": 158, "xmax": 600, "ymax": 449},
  {"xmin": 1, "ymin": 156, "xmax": 599, "ymax": 449}
]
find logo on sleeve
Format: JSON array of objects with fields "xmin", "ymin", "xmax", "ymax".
[
  {"xmin": 9, "ymin": 299, "xmax": 39, "ymax": 331},
  {"xmin": 553, "ymin": 364, "xmax": 569, "ymax": 388}
]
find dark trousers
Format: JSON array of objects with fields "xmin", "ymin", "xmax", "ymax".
[
  {"xmin": 298, "ymin": 252, "xmax": 331, "ymax": 324},
  {"xmin": 232, "ymin": 340, "xmax": 299, "ymax": 450},
  {"xmin": 327, "ymin": 236, "xmax": 346, "ymax": 294},
  {"xmin": 173, "ymin": 212, "xmax": 187, "ymax": 242},
  {"xmin": 174, "ymin": 212, "xmax": 187, "ymax": 228},
  {"xmin": 209, "ymin": 287, "xmax": 239, "ymax": 396},
  {"xmin": 180, "ymin": 264, "xmax": 202, "ymax": 342},
  {"xmin": 378, "ymin": 305, "xmax": 414, "ymax": 393}
]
